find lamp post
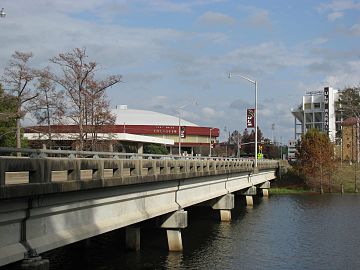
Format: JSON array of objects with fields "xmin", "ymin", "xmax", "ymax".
[
  {"xmin": 178, "ymin": 110, "xmax": 182, "ymax": 156},
  {"xmin": 176, "ymin": 104, "xmax": 189, "ymax": 156},
  {"xmin": 209, "ymin": 128, "xmax": 213, "ymax": 157},
  {"xmin": 228, "ymin": 73, "xmax": 258, "ymax": 168}
]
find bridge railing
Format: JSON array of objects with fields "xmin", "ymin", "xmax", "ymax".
[
  {"xmin": 0, "ymin": 147, "xmax": 279, "ymax": 187},
  {"xmin": 0, "ymin": 147, "xmax": 250, "ymax": 161}
]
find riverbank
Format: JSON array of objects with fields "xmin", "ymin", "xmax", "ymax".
[
  {"xmin": 275, "ymin": 161, "xmax": 360, "ymax": 194},
  {"xmin": 270, "ymin": 187, "xmax": 312, "ymax": 195}
]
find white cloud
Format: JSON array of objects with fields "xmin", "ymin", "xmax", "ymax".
[
  {"xmin": 136, "ymin": 0, "xmax": 227, "ymax": 13},
  {"xmin": 350, "ymin": 23, "xmax": 360, "ymax": 35},
  {"xmin": 319, "ymin": 0, "xmax": 360, "ymax": 12},
  {"xmin": 246, "ymin": 9, "xmax": 272, "ymax": 29},
  {"xmin": 199, "ymin": 107, "xmax": 225, "ymax": 122},
  {"xmin": 322, "ymin": 60, "xmax": 360, "ymax": 88},
  {"xmin": 318, "ymin": 0, "xmax": 360, "ymax": 20},
  {"xmin": 327, "ymin": 11, "xmax": 344, "ymax": 21},
  {"xmin": 198, "ymin": 11, "xmax": 236, "ymax": 26}
]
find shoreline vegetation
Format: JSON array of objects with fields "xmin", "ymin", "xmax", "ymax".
[{"xmin": 272, "ymin": 161, "xmax": 360, "ymax": 195}]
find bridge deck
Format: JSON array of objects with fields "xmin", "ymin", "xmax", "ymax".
[{"xmin": 0, "ymin": 155, "xmax": 279, "ymax": 267}]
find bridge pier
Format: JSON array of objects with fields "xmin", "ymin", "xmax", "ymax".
[
  {"xmin": 238, "ymin": 186, "xmax": 257, "ymax": 206},
  {"xmin": 158, "ymin": 210, "xmax": 187, "ymax": 251},
  {"xmin": 262, "ymin": 189, "xmax": 269, "ymax": 197},
  {"xmin": 211, "ymin": 194, "xmax": 234, "ymax": 222},
  {"xmin": 126, "ymin": 226, "xmax": 141, "ymax": 251},
  {"xmin": 259, "ymin": 181, "xmax": 270, "ymax": 197},
  {"xmin": 166, "ymin": 230, "xmax": 183, "ymax": 251}
]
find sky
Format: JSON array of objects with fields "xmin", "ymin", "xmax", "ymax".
[{"xmin": 0, "ymin": 0, "xmax": 359, "ymax": 144}]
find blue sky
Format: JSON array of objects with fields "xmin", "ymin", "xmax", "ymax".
[{"xmin": 1, "ymin": 0, "xmax": 359, "ymax": 143}]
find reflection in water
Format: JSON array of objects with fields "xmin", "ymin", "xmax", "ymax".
[
  {"xmin": 3, "ymin": 194, "xmax": 360, "ymax": 270},
  {"xmin": 165, "ymin": 252, "xmax": 183, "ymax": 269}
]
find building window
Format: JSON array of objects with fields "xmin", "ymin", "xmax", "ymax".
[
  {"xmin": 314, "ymin": 112, "xmax": 322, "ymax": 122},
  {"xmin": 313, "ymin": 103, "xmax": 321, "ymax": 109},
  {"xmin": 314, "ymin": 123, "xmax": 323, "ymax": 130},
  {"xmin": 306, "ymin": 124, "xmax": 313, "ymax": 130},
  {"xmin": 305, "ymin": 113, "xmax": 313, "ymax": 123},
  {"xmin": 304, "ymin": 103, "xmax": 311, "ymax": 110}
]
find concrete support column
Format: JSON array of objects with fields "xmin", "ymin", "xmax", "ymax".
[
  {"xmin": 158, "ymin": 210, "xmax": 187, "ymax": 251},
  {"xmin": 262, "ymin": 189, "xmax": 269, "ymax": 197},
  {"xmin": 166, "ymin": 229, "xmax": 183, "ymax": 251},
  {"xmin": 259, "ymin": 181, "xmax": 270, "ymax": 197},
  {"xmin": 220, "ymin": 210, "xmax": 232, "ymax": 221},
  {"xmin": 125, "ymin": 226, "xmax": 140, "ymax": 251},
  {"xmin": 211, "ymin": 194, "xmax": 234, "ymax": 222},
  {"xmin": 246, "ymin": 196, "xmax": 254, "ymax": 206},
  {"xmin": 238, "ymin": 186, "xmax": 256, "ymax": 207}
]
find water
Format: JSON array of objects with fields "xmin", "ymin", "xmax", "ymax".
[{"xmin": 4, "ymin": 194, "xmax": 360, "ymax": 269}]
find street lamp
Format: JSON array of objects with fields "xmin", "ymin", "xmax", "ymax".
[
  {"xmin": 0, "ymin": 8, "xmax": 6, "ymax": 18},
  {"xmin": 177, "ymin": 109, "xmax": 182, "ymax": 156},
  {"xmin": 209, "ymin": 128, "xmax": 213, "ymax": 157},
  {"xmin": 228, "ymin": 73, "xmax": 258, "ymax": 168},
  {"xmin": 176, "ymin": 102, "xmax": 197, "ymax": 156}
]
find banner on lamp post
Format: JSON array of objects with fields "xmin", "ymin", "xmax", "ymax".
[
  {"xmin": 180, "ymin": 126, "xmax": 186, "ymax": 138},
  {"xmin": 246, "ymin": 108, "xmax": 255, "ymax": 128}
]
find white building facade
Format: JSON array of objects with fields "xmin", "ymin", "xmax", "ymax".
[{"xmin": 291, "ymin": 87, "xmax": 342, "ymax": 142}]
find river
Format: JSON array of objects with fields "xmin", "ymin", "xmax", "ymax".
[{"xmin": 5, "ymin": 194, "xmax": 360, "ymax": 269}]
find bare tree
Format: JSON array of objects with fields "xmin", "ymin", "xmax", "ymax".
[
  {"xmin": 1, "ymin": 51, "xmax": 37, "ymax": 149},
  {"xmin": 31, "ymin": 67, "xmax": 65, "ymax": 148},
  {"xmin": 50, "ymin": 48, "xmax": 121, "ymax": 150},
  {"xmin": 83, "ymin": 77, "xmax": 117, "ymax": 150}
]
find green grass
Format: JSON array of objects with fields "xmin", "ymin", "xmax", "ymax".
[
  {"xmin": 332, "ymin": 162, "xmax": 359, "ymax": 193},
  {"xmin": 276, "ymin": 162, "xmax": 360, "ymax": 194},
  {"xmin": 270, "ymin": 187, "xmax": 312, "ymax": 195}
]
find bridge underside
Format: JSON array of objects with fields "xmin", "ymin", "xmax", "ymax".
[{"xmin": 0, "ymin": 170, "xmax": 275, "ymax": 266}]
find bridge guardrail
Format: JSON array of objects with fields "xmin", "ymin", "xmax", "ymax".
[
  {"xmin": 0, "ymin": 148, "xmax": 279, "ymax": 197},
  {"xmin": 0, "ymin": 147, "xmax": 252, "ymax": 161}
]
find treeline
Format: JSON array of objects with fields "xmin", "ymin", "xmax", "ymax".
[
  {"xmin": 0, "ymin": 48, "xmax": 122, "ymax": 151},
  {"xmin": 213, "ymin": 127, "xmax": 285, "ymax": 159}
]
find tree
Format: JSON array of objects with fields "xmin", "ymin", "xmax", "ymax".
[
  {"xmin": 1, "ymin": 51, "xmax": 37, "ymax": 149},
  {"xmin": 30, "ymin": 67, "xmax": 65, "ymax": 148},
  {"xmin": 228, "ymin": 130, "xmax": 242, "ymax": 157},
  {"xmin": 241, "ymin": 127, "xmax": 263, "ymax": 156},
  {"xmin": 50, "ymin": 48, "xmax": 121, "ymax": 150},
  {"xmin": 83, "ymin": 77, "xmax": 117, "ymax": 150},
  {"xmin": 144, "ymin": 144, "xmax": 169, "ymax": 155},
  {"xmin": 295, "ymin": 128, "xmax": 336, "ymax": 191},
  {"xmin": 262, "ymin": 138, "xmax": 279, "ymax": 159},
  {"xmin": 0, "ymin": 84, "xmax": 17, "ymax": 146},
  {"xmin": 339, "ymin": 86, "xmax": 360, "ymax": 119}
]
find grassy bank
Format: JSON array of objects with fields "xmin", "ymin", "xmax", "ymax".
[
  {"xmin": 270, "ymin": 187, "xmax": 312, "ymax": 195},
  {"xmin": 275, "ymin": 161, "xmax": 360, "ymax": 194}
]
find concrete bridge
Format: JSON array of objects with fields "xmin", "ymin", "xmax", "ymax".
[{"xmin": 0, "ymin": 148, "xmax": 279, "ymax": 269}]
